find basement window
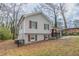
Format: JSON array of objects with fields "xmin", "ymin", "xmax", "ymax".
[
  {"xmin": 30, "ymin": 35, "xmax": 37, "ymax": 41},
  {"xmin": 29, "ymin": 21, "xmax": 37, "ymax": 29}
]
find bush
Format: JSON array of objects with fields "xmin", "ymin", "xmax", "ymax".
[
  {"xmin": 0, "ymin": 27, "xmax": 12, "ymax": 40},
  {"xmin": 63, "ymin": 31, "xmax": 79, "ymax": 36},
  {"xmin": 62, "ymin": 31, "xmax": 68, "ymax": 36}
]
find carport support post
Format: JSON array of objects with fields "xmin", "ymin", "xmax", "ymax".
[{"xmin": 60, "ymin": 30, "xmax": 62, "ymax": 37}]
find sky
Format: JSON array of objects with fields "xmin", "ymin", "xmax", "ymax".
[
  {"xmin": 22, "ymin": 3, "xmax": 79, "ymax": 28},
  {"xmin": 65, "ymin": 4, "xmax": 79, "ymax": 28}
]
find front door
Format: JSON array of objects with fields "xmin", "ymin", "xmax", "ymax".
[{"xmin": 44, "ymin": 35, "xmax": 49, "ymax": 40}]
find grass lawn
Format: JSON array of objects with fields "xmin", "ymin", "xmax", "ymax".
[{"xmin": 0, "ymin": 36, "xmax": 79, "ymax": 56}]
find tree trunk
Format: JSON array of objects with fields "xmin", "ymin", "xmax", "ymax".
[
  {"xmin": 61, "ymin": 12, "xmax": 67, "ymax": 29},
  {"xmin": 54, "ymin": 14, "xmax": 57, "ymax": 28}
]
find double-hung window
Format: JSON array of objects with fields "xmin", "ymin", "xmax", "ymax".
[
  {"xmin": 29, "ymin": 21, "xmax": 37, "ymax": 29},
  {"xmin": 44, "ymin": 24, "xmax": 49, "ymax": 30}
]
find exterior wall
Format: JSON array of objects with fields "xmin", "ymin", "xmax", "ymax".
[
  {"xmin": 36, "ymin": 34, "xmax": 44, "ymax": 41},
  {"xmin": 19, "ymin": 34, "xmax": 51, "ymax": 44},
  {"xmin": 19, "ymin": 14, "xmax": 52, "ymax": 34},
  {"xmin": 24, "ymin": 34, "xmax": 28, "ymax": 44},
  {"xmin": 18, "ymin": 13, "xmax": 52, "ymax": 44},
  {"xmin": 18, "ymin": 20, "xmax": 25, "ymax": 35}
]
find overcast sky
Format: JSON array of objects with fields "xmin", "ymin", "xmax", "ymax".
[
  {"xmin": 21, "ymin": 3, "xmax": 79, "ymax": 28},
  {"xmin": 23, "ymin": 3, "xmax": 78, "ymax": 20}
]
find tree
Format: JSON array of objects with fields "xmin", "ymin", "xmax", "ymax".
[
  {"xmin": 0, "ymin": 3, "xmax": 6, "ymax": 27},
  {"xmin": 8, "ymin": 4, "xmax": 26, "ymax": 40},
  {"xmin": 73, "ymin": 20, "xmax": 79, "ymax": 28},
  {"xmin": 59, "ymin": 3, "xmax": 67, "ymax": 29},
  {"xmin": 0, "ymin": 3, "xmax": 27, "ymax": 40},
  {"xmin": 39, "ymin": 3, "xmax": 59, "ymax": 28}
]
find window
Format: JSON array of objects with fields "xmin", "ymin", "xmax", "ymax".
[
  {"xmin": 44, "ymin": 24, "xmax": 49, "ymax": 30},
  {"xmin": 28, "ymin": 34, "xmax": 37, "ymax": 41},
  {"xmin": 30, "ymin": 35, "xmax": 35, "ymax": 39},
  {"xmin": 29, "ymin": 21, "xmax": 37, "ymax": 29}
]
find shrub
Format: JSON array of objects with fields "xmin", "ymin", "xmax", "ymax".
[
  {"xmin": 0, "ymin": 27, "xmax": 12, "ymax": 40},
  {"xmin": 63, "ymin": 31, "xmax": 79, "ymax": 36}
]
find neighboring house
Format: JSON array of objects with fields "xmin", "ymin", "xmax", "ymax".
[
  {"xmin": 63, "ymin": 28, "xmax": 79, "ymax": 34},
  {"xmin": 17, "ymin": 12, "xmax": 52, "ymax": 44}
]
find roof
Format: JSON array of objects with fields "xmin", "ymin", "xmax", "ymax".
[
  {"xmin": 18, "ymin": 12, "xmax": 52, "ymax": 26},
  {"xmin": 23, "ymin": 12, "xmax": 42, "ymax": 17},
  {"xmin": 63, "ymin": 28, "xmax": 79, "ymax": 31}
]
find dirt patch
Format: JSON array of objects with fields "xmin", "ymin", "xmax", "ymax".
[
  {"xmin": 0, "ymin": 36, "xmax": 79, "ymax": 56},
  {"xmin": 0, "ymin": 40, "xmax": 17, "ymax": 50}
]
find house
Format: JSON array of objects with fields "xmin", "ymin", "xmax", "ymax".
[
  {"xmin": 63, "ymin": 28, "xmax": 79, "ymax": 34},
  {"xmin": 17, "ymin": 12, "xmax": 52, "ymax": 44}
]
